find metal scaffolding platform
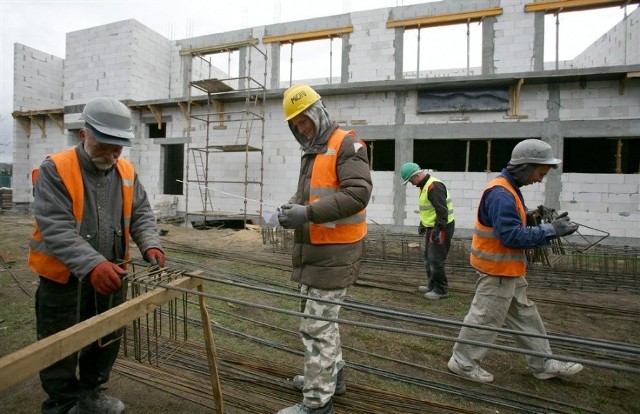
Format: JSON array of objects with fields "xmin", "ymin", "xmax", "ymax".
[{"xmin": 184, "ymin": 40, "xmax": 267, "ymax": 229}]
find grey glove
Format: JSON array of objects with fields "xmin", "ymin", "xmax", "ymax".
[
  {"xmin": 551, "ymin": 211, "xmax": 579, "ymax": 237},
  {"xmin": 278, "ymin": 203, "xmax": 309, "ymax": 229},
  {"xmin": 537, "ymin": 205, "xmax": 555, "ymax": 218}
]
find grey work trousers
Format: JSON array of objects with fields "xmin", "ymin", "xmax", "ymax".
[{"xmin": 451, "ymin": 272, "xmax": 552, "ymax": 375}]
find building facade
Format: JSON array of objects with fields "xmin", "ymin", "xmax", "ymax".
[{"xmin": 12, "ymin": 0, "xmax": 640, "ymax": 240}]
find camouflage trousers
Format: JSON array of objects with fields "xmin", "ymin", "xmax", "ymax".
[{"xmin": 299, "ymin": 284, "xmax": 347, "ymax": 408}]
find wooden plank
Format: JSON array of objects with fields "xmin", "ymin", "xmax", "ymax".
[
  {"xmin": 198, "ymin": 283, "xmax": 224, "ymax": 413},
  {"xmin": 262, "ymin": 26, "xmax": 353, "ymax": 44},
  {"xmin": 524, "ymin": 0, "xmax": 640, "ymax": 13},
  {"xmin": 387, "ymin": 8, "xmax": 503, "ymax": 29},
  {"xmin": 0, "ymin": 275, "xmax": 203, "ymax": 392}
]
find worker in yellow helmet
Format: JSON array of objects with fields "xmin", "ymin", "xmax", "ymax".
[{"xmin": 277, "ymin": 84, "xmax": 372, "ymax": 414}]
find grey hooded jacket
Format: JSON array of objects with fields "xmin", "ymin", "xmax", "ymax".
[
  {"xmin": 287, "ymin": 101, "xmax": 372, "ymax": 289},
  {"xmin": 32, "ymin": 144, "xmax": 162, "ymax": 279}
]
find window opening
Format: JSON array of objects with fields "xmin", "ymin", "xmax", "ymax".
[
  {"xmin": 209, "ymin": 50, "xmax": 239, "ymax": 79},
  {"xmin": 543, "ymin": 5, "xmax": 634, "ymax": 68},
  {"xmin": 413, "ymin": 138, "xmax": 520, "ymax": 172},
  {"xmin": 403, "ymin": 21, "xmax": 482, "ymax": 78},
  {"xmin": 149, "ymin": 122, "xmax": 166, "ymax": 138},
  {"xmin": 363, "ymin": 140, "xmax": 394, "ymax": 171},
  {"xmin": 564, "ymin": 138, "xmax": 640, "ymax": 174},
  {"xmin": 163, "ymin": 144, "xmax": 184, "ymax": 195},
  {"xmin": 279, "ymin": 36, "xmax": 342, "ymax": 88}
]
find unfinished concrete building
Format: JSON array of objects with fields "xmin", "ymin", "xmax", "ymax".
[{"xmin": 11, "ymin": 0, "xmax": 640, "ymax": 241}]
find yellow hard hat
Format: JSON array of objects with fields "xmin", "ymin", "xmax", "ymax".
[{"xmin": 282, "ymin": 84, "xmax": 321, "ymax": 121}]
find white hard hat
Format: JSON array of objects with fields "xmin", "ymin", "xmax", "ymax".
[
  {"xmin": 81, "ymin": 97, "xmax": 134, "ymax": 147},
  {"xmin": 509, "ymin": 139, "xmax": 561, "ymax": 166}
]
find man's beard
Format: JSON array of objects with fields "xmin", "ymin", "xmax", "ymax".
[
  {"xmin": 91, "ymin": 157, "xmax": 117, "ymax": 170},
  {"xmin": 85, "ymin": 146, "xmax": 117, "ymax": 170}
]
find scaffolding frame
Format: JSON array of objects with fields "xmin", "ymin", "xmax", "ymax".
[{"xmin": 184, "ymin": 40, "xmax": 267, "ymax": 228}]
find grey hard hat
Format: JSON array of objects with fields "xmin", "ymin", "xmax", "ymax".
[
  {"xmin": 509, "ymin": 139, "xmax": 561, "ymax": 166},
  {"xmin": 81, "ymin": 97, "xmax": 134, "ymax": 147}
]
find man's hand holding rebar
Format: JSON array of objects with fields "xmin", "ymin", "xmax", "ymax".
[
  {"xmin": 144, "ymin": 248, "xmax": 166, "ymax": 267},
  {"xmin": 89, "ymin": 261, "xmax": 125, "ymax": 295},
  {"xmin": 550, "ymin": 212, "xmax": 579, "ymax": 237},
  {"xmin": 278, "ymin": 203, "xmax": 309, "ymax": 229}
]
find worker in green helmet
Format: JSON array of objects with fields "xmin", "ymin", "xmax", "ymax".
[{"xmin": 400, "ymin": 162, "xmax": 455, "ymax": 300}]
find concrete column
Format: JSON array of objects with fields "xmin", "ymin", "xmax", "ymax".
[
  {"xmin": 533, "ymin": 11, "xmax": 545, "ymax": 71},
  {"xmin": 542, "ymin": 83, "xmax": 562, "ymax": 210},
  {"xmin": 394, "ymin": 27, "xmax": 404, "ymax": 81},
  {"xmin": 341, "ymin": 33, "xmax": 351, "ymax": 84},
  {"xmin": 393, "ymin": 91, "xmax": 410, "ymax": 226},
  {"xmin": 270, "ymin": 43, "xmax": 280, "ymax": 89},
  {"xmin": 482, "ymin": 16, "xmax": 496, "ymax": 76}
]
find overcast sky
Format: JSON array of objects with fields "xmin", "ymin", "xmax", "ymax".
[{"xmin": 0, "ymin": 0, "xmax": 632, "ymax": 163}]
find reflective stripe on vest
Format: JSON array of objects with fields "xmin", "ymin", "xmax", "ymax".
[
  {"xmin": 308, "ymin": 129, "xmax": 367, "ymax": 244},
  {"xmin": 469, "ymin": 176, "xmax": 527, "ymax": 277},
  {"xmin": 418, "ymin": 176, "xmax": 454, "ymax": 227},
  {"xmin": 28, "ymin": 149, "xmax": 135, "ymax": 283}
]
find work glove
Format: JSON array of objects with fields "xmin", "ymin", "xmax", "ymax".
[
  {"xmin": 89, "ymin": 261, "xmax": 126, "ymax": 295},
  {"xmin": 278, "ymin": 203, "xmax": 309, "ymax": 229},
  {"xmin": 550, "ymin": 212, "xmax": 579, "ymax": 237},
  {"xmin": 144, "ymin": 248, "xmax": 166, "ymax": 267},
  {"xmin": 537, "ymin": 205, "xmax": 555, "ymax": 218},
  {"xmin": 431, "ymin": 227, "xmax": 445, "ymax": 244},
  {"xmin": 418, "ymin": 222, "xmax": 427, "ymax": 235}
]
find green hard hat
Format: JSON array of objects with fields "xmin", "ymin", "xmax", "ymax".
[{"xmin": 400, "ymin": 162, "xmax": 421, "ymax": 184}]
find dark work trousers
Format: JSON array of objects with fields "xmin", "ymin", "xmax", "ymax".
[
  {"xmin": 425, "ymin": 220, "xmax": 455, "ymax": 295},
  {"xmin": 36, "ymin": 275, "xmax": 124, "ymax": 414}
]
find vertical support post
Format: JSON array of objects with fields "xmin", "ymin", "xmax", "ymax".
[{"xmin": 197, "ymin": 283, "xmax": 224, "ymax": 413}]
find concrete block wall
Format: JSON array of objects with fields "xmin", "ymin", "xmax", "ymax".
[
  {"xmin": 348, "ymin": 9, "xmax": 396, "ymax": 82},
  {"xmin": 65, "ymin": 20, "xmax": 134, "ymax": 104},
  {"xmin": 12, "ymin": 43, "xmax": 65, "ymax": 204},
  {"xmin": 13, "ymin": 44, "xmax": 63, "ymax": 112},
  {"xmin": 11, "ymin": 0, "xmax": 639, "ymax": 241},
  {"xmin": 494, "ymin": 0, "xmax": 536, "ymax": 73},
  {"xmin": 64, "ymin": 19, "xmax": 171, "ymax": 104},
  {"xmin": 128, "ymin": 21, "xmax": 172, "ymax": 101},
  {"xmin": 572, "ymin": 8, "xmax": 640, "ymax": 68},
  {"xmin": 561, "ymin": 173, "xmax": 640, "ymax": 238},
  {"xmin": 559, "ymin": 80, "xmax": 640, "ymax": 121}
]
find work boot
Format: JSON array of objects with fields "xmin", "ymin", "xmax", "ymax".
[
  {"xmin": 277, "ymin": 400, "xmax": 335, "ymax": 414},
  {"xmin": 533, "ymin": 359, "xmax": 584, "ymax": 380},
  {"xmin": 447, "ymin": 357, "xmax": 494, "ymax": 383},
  {"xmin": 69, "ymin": 388, "xmax": 125, "ymax": 414},
  {"xmin": 425, "ymin": 291, "xmax": 449, "ymax": 300},
  {"xmin": 292, "ymin": 369, "xmax": 346, "ymax": 395}
]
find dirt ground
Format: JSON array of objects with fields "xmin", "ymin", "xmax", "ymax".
[{"xmin": 1, "ymin": 215, "xmax": 639, "ymax": 413}]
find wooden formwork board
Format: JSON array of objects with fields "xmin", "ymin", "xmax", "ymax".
[{"xmin": 0, "ymin": 275, "xmax": 203, "ymax": 392}]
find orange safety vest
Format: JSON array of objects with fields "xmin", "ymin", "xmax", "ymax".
[
  {"xmin": 28, "ymin": 148, "xmax": 135, "ymax": 283},
  {"xmin": 308, "ymin": 129, "xmax": 367, "ymax": 245},
  {"xmin": 469, "ymin": 176, "xmax": 527, "ymax": 277}
]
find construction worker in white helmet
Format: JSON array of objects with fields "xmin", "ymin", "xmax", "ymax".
[
  {"xmin": 29, "ymin": 97, "xmax": 165, "ymax": 414},
  {"xmin": 277, "ymin": 84, "xmax": 372, "ymax": 414},
  {"xmin": 448, "ymin": 139, "xmax": 581, "ymax": 384}
]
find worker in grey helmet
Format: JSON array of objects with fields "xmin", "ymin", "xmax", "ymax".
[
  {"xmin": 29, "ymin": 97, "xmax": 165, "ymax": 414},
  {"xmin": 400, "ymin": 162, "xmax": 455, "ymax": 300},
  {"xmin": 448, "ymin": 139, "xmax": 581, "ymax": 384},
  {"xmin": 277, "ymin": 84, "xmax": 372, "ymax": 414}
]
